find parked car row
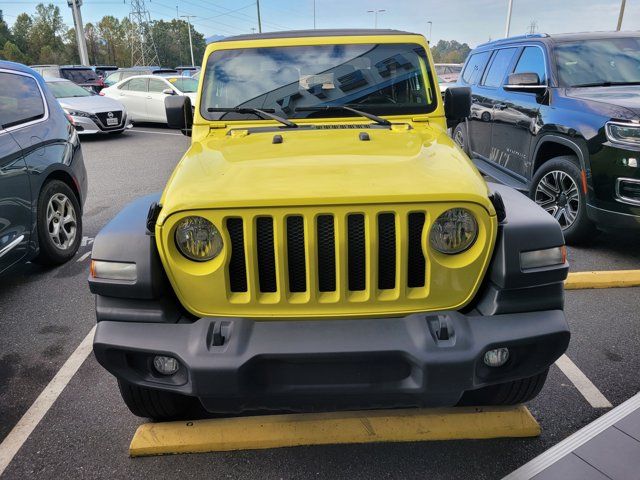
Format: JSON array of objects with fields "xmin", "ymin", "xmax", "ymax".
[{"xmin": 450, "ymin": 31, "xmax": 640, "ymax": 243}]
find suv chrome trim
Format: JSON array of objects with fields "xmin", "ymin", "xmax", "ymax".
[
  {"xmin": 0, "ymin": 235, "xmax": 25, "ymax": 259},
  {"xmin": 615, "ymin": 177, "xmax": 640, "ymax": 206},
  {"xmin": 0, "ymin": 68, "xmax": 50, "ymax": 135}
]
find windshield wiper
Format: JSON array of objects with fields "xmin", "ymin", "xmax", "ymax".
[
  {"xmin": 294, "ymin": 105, "xmax": 392, "ymax": 126},
  {"xmin": 207, "ymin": 107, "xmax": 297, "ymax": 128},
  {"xmin": 571, "ymin": 81, "xmax": 640, "ymax": 88}
]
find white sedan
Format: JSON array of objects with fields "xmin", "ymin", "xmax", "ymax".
[{"xmin": 101, "ymin": 75, "xmax": 197, "ymax": 124}]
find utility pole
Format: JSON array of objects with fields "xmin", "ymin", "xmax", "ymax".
[
  {"xmin": 427, "ymin": 20, "xmax": 432, "ymax": 42},
  {"xmin": 616, "ymin": 0, "xmax": 626, "ymax": 31},
  {"xmin": 67, "ymin": 0, "xmax": 90, "ymax": 66},
  {"xmin": 180, "ymin": 15, "xmax": 196, "ymax": 66},
  {"xmin": 256, "ymin": 0, "xmax": 262, "ymax": 33},
  {"xmin": 505, "ymin": 0, "xmax": 513, "ymax": 37},
  {"xmin": 367, "ymin": 9, "xmax": 385, "ymax": 29},
  {"xmin": 313, "ymin": 0, "xmax": 316, "ymax": 29}
]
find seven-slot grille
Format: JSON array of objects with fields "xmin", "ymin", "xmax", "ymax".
[{"xmin": 225, "ymin": 210, "xmax": 427, "ymax": 299}]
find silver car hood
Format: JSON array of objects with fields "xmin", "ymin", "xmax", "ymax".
[{"xmin": 58, "ymin": 95, "xmax": 126, "ymax": 114}]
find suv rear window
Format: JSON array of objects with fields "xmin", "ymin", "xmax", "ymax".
[
  {"xmin": 461, "ymin": 51, "xmax": 491, "ymax": 84},
  {"xmin": 482, "ymin": 48, "xmax": 517, "ymax": 87},
  {"xmin": 0, "ymin": 72, "xmax": 45, "ymax": 129},
  {"xmin": 61, "ymin": 68, "xmax": 99, "ymax": 83}
]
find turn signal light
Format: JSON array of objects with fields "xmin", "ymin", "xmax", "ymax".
[
  {"xmin": 520, "ymin": 246, "xmax": 566, "ymax": 270},
  {"xmin": 90, "ymin": 260, "xmax": 137, "ymax": 281}
]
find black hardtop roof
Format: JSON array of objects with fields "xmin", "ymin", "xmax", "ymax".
[
  {"xmin": 475, "ymin": 30, "xmax": 640, "ymax": 50},
  {"xmin": 215, "ymin": 29, "xmax": 419, "ymax": 43}
]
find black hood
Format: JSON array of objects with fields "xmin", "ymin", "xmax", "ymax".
[{"xmin": 565, "ymin": 86, "xmax": 640, "ymax": 118}]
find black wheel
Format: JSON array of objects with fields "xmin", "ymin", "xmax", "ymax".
[
  {"xmin": 530, "ymin": 156, "xmax": 596, "ymax": 244},
  {"xmin": 33, "ymin": 180, "xmax": 82, "ymax": 265},
  {"xmin": 458, "ymin": 369, "xmax": 549, "ymax": 406},
  {"xmin": 118, "ymin": 380, "xmax": 202, "ymax": 420},
  {"xmin": 452, "ymin": 123, "xmax": 470, "ymax": 155}
]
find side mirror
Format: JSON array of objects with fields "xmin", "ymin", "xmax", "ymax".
[
  {"xmin": 165, "ymin": 95, "xmax": 193, "ymax": 137},
  {"xmin": 504, "ymin": 72, "xmax": 547, "ymax": 93},
  {"xmin": 444, "ymin": 86, "xmax": 471, "ymax": 128},
  {"xmin": 162, "ymin": 88, "xmax": 176, "ymax": 95}
]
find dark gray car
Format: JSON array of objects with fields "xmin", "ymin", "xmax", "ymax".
[{"xmin": 0, "ymin": 61, "xmax": 88, "ymax": 275}]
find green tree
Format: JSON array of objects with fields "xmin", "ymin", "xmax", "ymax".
[
  {"xmin": 431, "ymin": 40, "xmax": 472, "ymax": 64},
  {"xmin": 151, "ymin": 19, "xmax": 206, "ymax": 67},
  {"xmin": 0, "ymin": 17, "xmax": 12, "ymax": 48},
  {"xmin": 1, "ymin": 41, "xmax": 27, "ymax": 63},
  {"xmin": 30, "ymin": 3, "xmax": 67, "ymax": 64},
  {"xmin": 64, "ymin": 27, "xmax": 79, "ymax": 64},
  {"xmin": 11, "ymin": 13, "xmax": 33, "ymax": 63}
]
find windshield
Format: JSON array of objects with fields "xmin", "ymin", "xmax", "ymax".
[
  {"xmin": 61, "ymin": 68, "xmax": 99, "ymax": 83},
  {"xmin": 47, "ymin": 81, "xmax": 93, "ymax": 98},
  {"xmin": 555, "ymin": 38, "xmax": 640, "ymax": 87},
  {"xmin": 167, "ymin": 77, "xmax": 198, "ymax": 93},
  {"xmin": 201, "ymin": 43, "xmax": 435, "ymax": 121}
]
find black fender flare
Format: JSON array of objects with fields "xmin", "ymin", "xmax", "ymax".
[{"xmin": 531, "ymin": 133, "xmax": 590, "ymax": 175}]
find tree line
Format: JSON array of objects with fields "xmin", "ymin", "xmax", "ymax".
[
  {"xmin": 0, "ymin": 3, "xmax": 207, "ymax": 67},
  {"xmin": 0, "ymin": 3, "xmax": 472, "ymax": 68}
]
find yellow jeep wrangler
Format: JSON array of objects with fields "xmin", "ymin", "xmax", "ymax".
[{"xmin": 90, "ymin": 29, "xmax": 570, "ymax": 420}]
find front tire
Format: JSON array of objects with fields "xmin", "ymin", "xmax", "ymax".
[
  {"xmin": 458, "ymin": 369, "xmax": 549, "ymax": 406},
  {"xmin": 530, "ymin": 156, "xmax": 596, "ymax": 244},
  {"xmin": 33, "ymin": 180, "xmax": 82, "ymax": 265},
  {"xmin": 118, "ymin": 380, "xmax": 201, "ymax": 420},
  {"xmin": 452, "ymin": 123, "xmax": 470, "ymax": 155}
]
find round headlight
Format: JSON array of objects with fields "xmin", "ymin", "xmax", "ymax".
[
  {"xmin": 175, "ymin": 216, "xmax": 223, "ymax": 261},
  {"xmin": 429, "ymin": 208, "xmax": 478, "ymax": 254}
]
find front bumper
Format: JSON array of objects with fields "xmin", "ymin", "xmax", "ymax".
[
  {"xmin": 93, "ymin": 309, "xmax": 569, "ymax": 413},
  {"xmin": 71, "ymin": 114, "xmax": 132, "ymax": 135},
  {"xmin": 587, "ymin": 204, "xmax": 640, "ymax": 230}
]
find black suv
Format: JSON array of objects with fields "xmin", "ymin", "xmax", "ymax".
[
  {"xmin": 0, "ymin": 61, "xmax": 87, "ymax": 275},
  {"xmin": 453, "ymin": 32, "xmax": 640, "ymax": 243}
]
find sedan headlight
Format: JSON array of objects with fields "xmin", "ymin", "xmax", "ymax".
[
  {"xmin": 429, "ymin": 208, "xmax": 478, "ymax": 254},
  {"xmin": 175, "ymin": 216, "xmax": 223, "ymax": 261},
  {"xmin": 64, "ymin": 109, "xmax": 92, "ymax": 118},
  {"xmin": 606, "ymin": 122, "xmax": 640, "ymax": 147}
]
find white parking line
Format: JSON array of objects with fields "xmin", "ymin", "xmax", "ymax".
[
  {"xmin": 129, "ymin": 129, "xmax": 182, "ymax": 136},
  {"xmin": 555, "ymin": 354, "xmax": 613, "ymax": 409},
  {"xmin": 76, "ymin": 251, "xmax": 91, "ymax": 263},
  {"xmin": 0, "ymin": 326, "xmax": 96, "ymax": 477}
]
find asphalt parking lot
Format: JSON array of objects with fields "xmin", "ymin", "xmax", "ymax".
[{"xmin": 1, "ymin": 125, "xmax": 639, "ymax": 479}]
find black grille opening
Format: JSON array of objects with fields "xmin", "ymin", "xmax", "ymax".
[
  {"xmin": 286, "ymin": 216, "xmax": 306, "ymax": 293},
  {"xmin": 256, "ymin": 217, "xmax": 277, "ymax": 293},
  {"xmin": 407, "ymin": 212, "xmax": 426, "ymax": 288},
  {"xmin": 377, "ymin": 213, "xmax": 396, "ymax": 290},
  {"xmin": 226, "ymin": 218, "xmax": 247, "ymax": 292},
  {"xmin": 347, "ymin": 214, "xmax": 366, "ymax": 291},
  {"xmin": 316, "ymin": 215, "xmax": 336, "ymax": 292},
  {"xmin": 619, "ymin": 180, "xmax": 640, "ymax": 201}
]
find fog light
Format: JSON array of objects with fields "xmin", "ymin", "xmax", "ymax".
[
  {"xmin": 153, "ymin": 355, "xmax": 180, "ymax": 375},
  {"xmin": 484, "ymin": 348, "xmax": 510, "ymax": 367}
]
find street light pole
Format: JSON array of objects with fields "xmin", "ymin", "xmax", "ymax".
[
  {"xmin": 427, "ymin": 20, "xmax": 432, "ymax": 42},
  {"xmin": 505, "ymin": 0, "xmax": 513, "ymax": 37},
  {"xmin": 616, "ymin": 0, "xmax": 626, "ymax": 31},
  {"xmin": 180, "ymin": 15, "xmax": 196, "ymax": 66},
  {"xmin": 67, "ymin": 0, "xmax": 90, "ymax": 65},
  {"xmin": 313, "ymin": 0, "xmax": 316, "ymax": 29},
  {"xmin": 256, "ymin": 0, "xmax": 262, "ymax": 33},
  {"xmin": 367, "ymin": 9, "xmax": 386, "ymax": 29}
]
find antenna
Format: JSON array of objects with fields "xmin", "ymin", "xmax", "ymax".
[{"xmin": 127, "ymin": 0, "xmax": 160, "ymax": 67}]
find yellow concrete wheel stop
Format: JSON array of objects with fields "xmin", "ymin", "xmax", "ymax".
[
  {"xmin": 129, "ymin": 406, "xmax": 540, "ymax": 457},
  {"xmin": 565, "ymin": 270, "xmax": 640, "ymax": 290}
]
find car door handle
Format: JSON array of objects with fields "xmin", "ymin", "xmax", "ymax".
[{"xmin": 495, "ymin": 103, "xmax": 508, "ymax": 110}]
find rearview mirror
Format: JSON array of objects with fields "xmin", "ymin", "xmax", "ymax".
[
  {"xmin": 504, "ymin": 72, "xmax": 547, "ymax": 93},
  {"xmin": 162, "ymin": 88, "xmax": 176, "ymax": 95},
  {"xmin": 165, "ymin": 95, "xmax": 193, "ymax": 136},
  {"xmin": 444, "ymin": 87, "xmax": 471, "ymax": 128}
]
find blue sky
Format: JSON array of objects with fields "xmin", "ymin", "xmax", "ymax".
[{"xmin": 1, "ymin": 0, "xmax": 639, "ymax": 47}]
